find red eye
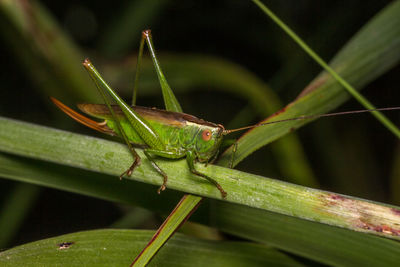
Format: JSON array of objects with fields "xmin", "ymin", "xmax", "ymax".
[{"xmin": 202, "ymin": 129, "xmax": 212, "ymax": 141}]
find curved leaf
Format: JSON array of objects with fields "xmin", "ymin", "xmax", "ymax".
[{"xmin": 0, "ymin": 229, "xmax": 302, "ymax": 267}]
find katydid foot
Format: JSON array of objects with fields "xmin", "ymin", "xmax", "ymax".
[{"xmin": 119, "ymin": 156, "xmax": 141, "ymax": 180}]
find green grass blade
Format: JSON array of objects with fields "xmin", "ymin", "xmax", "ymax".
[
  {"xmin": 2, "ymin": 117, "xmax": 400, "ymax": 242},
  {"xmin": 132, "ymin": 195, "xmax": 201, "ymax": 266},
  {"xmin": 2, "ymin": 152, "xmax": 400, "ymax": 265},
  {"xmin": 251, "ymin": 0, "xmax": 400, "ymax": 138},
  {"xmin": 0, "ymin": 152, "xmax": 183, "ymax": 210},
  {"xmin": 0, "ymin": 229, "xmax": 303, "ymax": 267}
]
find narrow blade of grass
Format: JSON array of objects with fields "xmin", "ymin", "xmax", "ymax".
[{"xmin": 131, "ymin": 195, "xmax": 202, "ymax": 266}]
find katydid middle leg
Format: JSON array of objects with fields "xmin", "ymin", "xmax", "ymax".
[{"xmin": 144, "ymin": 148, "xmax": 186, "ymax": 193}]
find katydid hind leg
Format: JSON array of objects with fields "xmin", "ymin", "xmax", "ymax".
[
  {"xmin": 82, "ymin": 59, "xmax": 143, "ymax": 179},
  {"xmin": 83, "ymin": 59, "xmax": 165, "ymax": 152},
  {"xmin": 186, "ymin": 151, "xmax": 227, "ymax": 198},
  {"xmin": 142, "ymin": 30, "xmax": 182, "ymax": 113}
]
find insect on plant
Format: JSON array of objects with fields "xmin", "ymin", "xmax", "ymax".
[
  {"xmin": 52, "ymin": 29, "xmax": 232, "ymax": 198},
  {"xmin": 51, "ymin": 30, "xmax": 400, "ymax": 199}
]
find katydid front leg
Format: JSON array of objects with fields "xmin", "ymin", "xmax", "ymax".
[
  {"xmin": 143, "ymin": 148, "xmax": 185, "ymax": 193},
  {"xmin": 186, "ymin": 151, "xmax": 227, "ymax": 198}
]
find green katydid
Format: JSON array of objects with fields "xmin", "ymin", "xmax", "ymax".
[
  {"xmin": 51, "ymin": 29, "xmax": 400, "ymax": 199},
  {"xmin": 52, "ymin": 29, "xmax": 230, "ymax": 198}
]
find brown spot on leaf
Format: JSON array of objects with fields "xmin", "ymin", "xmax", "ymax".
[
  {"xmin": 330, "ymin": 194, "xmax": 347, "ymax": 201},
  {"xmin": 319, "ymin": 193, "xmax": 400, "ymax": 238},
  {"xmin": 358, "ymin": 219, "xmax": 400, "ymax": 236},
  {"xmin": 391, "ymin": 208, "xmax": 400, "ymax": 216},
  {"xmin": 321, "ymin": 193, "xmax": 348, "ymax": 207}
]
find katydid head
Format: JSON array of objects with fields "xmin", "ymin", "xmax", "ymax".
[
  {"xmin": 222, "ymin": 107, "xmax": 400, "ymax": 135},
  {"xmin": 195, "ymin": 124, "xmax": 225, "ymax": 162}
]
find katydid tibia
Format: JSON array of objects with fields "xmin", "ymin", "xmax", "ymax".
[{"xmin": 51, "ymin": 30, "xmax": 400, "ymax": 199}]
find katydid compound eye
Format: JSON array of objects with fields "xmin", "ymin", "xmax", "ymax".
[{"xmin": 202, "ymin": 129, "xmax": 212, "ymax": 141}]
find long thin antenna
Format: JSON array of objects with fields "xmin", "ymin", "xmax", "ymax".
[{"xmin": 223, "ymin": 107, "xmax": 400, "ymax": 135}]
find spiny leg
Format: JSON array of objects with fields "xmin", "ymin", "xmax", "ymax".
[
  {"xmin": 83, "ymin": 60, "xmax": 165, "ymax": 150},
  {"xmin": 186, "ymin": 151, "xmax": 227, "ymax": 199},
  {"xmin": 83, "ymin": 59, "xmax": 142, "ymax": 179},
  {"xmin": 142, "ymin": 29, "xmax": 182, "ymax": 113},
  {"xmin": 131, "ymin": 29, "xmax": 182, "ymax": 112}
]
